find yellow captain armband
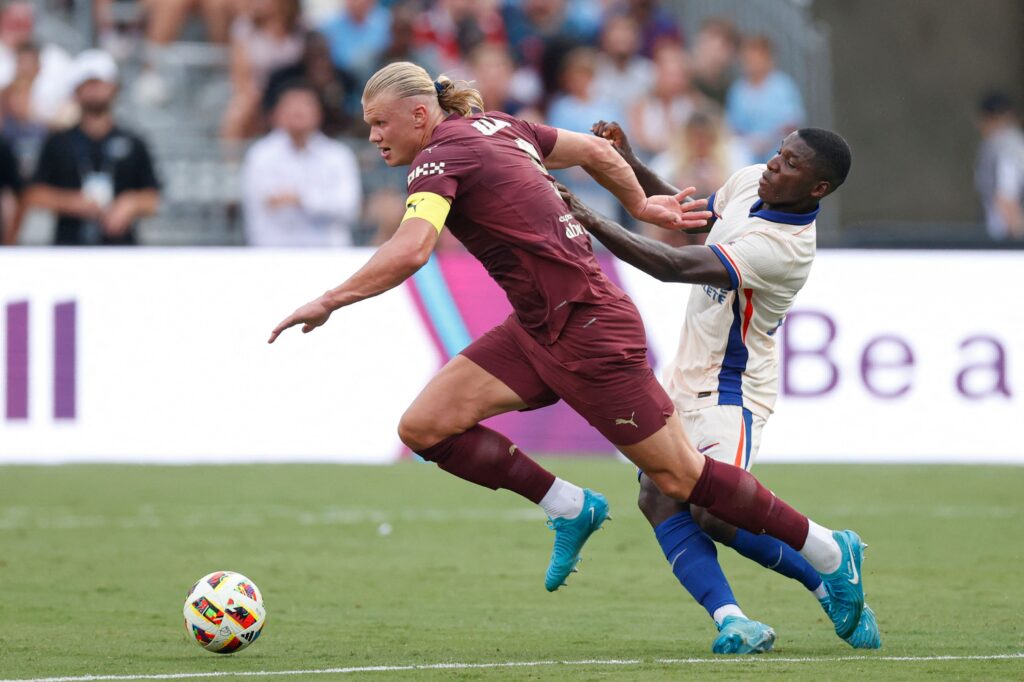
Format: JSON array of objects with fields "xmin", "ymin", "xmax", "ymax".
[{"xmin": 401, "ymin": 191, "xmax": 450, "ymax": 233}]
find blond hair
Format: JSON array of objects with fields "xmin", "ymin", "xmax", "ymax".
[{"xmin": 363, "ymin": 61, "xmax": 484, "ymax": 116}]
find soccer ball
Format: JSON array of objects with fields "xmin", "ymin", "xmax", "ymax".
[{"xmin": 183, "ymin": 571, "xmax": 266, "ymax": 654}]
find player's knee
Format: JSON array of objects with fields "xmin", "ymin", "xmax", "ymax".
[
  {"xmin": 397, "ymin": 412, "xmax": 436, "ymax": 452},
  {"xmin": 644, "ymin": 469, "xmax": 695, "ymax": 502},
  {"xmin": 637, "ymin": 475, "xmax": 684, "ymax": 527},
  {"xmin": 398, "ymin": 407, "xmax": 468, "ymax": 452}
]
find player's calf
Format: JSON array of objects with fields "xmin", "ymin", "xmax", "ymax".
[{"xmin": 690, "ymin": 505, "xmax": 739, "ymax": 545}]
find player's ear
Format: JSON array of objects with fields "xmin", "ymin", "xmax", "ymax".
[
  {"xmin": 411, "ymin": 102, "xmax": 428, "ymax": 127},
  {"xmin": 811, "ymin": 179, "xmax": 831, "ymax": 199}
]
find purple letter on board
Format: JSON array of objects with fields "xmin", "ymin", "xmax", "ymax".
[
  {"xmin": 5, "ymin": 301, "xmax": 28, "ymax": 420},
  {"xmin": 860, "ymin": 335, "xmax": 915, "ymax": 398},
  {"xmin": 780, "ymin": 310, "xmax": 839, "ymax": 397},
  {"xmin": 54, "ymin": 301, "xmax": 76, "ymax": 419}
]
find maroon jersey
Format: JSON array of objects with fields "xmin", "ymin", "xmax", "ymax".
[{"xmin": 407, "ymin": 111, "xmax": 624, "ymax": 344}]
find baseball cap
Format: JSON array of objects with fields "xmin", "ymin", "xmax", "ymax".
[{"xmin": 70, "ymin": 49, "xmax": 118, "ymax": 90}]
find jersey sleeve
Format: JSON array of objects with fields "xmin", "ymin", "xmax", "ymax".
[
  {"xmin": 707, "ymin": 165, "xmax": 764, "ymax": 219},
  {"xmin": 406, "ymin": 139, "xmax": 479, "ymax": 201},
  {"xmin": 709, "ymin": 229, "xmax": 796, "ymax": 291},
  {"xmin": 520, "ymin": 120, "xmax": 559, "ymax": 158}
]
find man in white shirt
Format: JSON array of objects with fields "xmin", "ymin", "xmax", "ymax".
[
  {"xmin": 564, "ymin": 121, "xmax": 879, "ymax": 654},
  {"xmin": 243, "ymin": 83, "xmax": 361, "ymax": 247},
  {"xmin": 975, "ymin": 92, "xmax": 1024, "ymax": 240}
]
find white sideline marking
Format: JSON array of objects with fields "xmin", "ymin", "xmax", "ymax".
[
  {"xmin": 3, "ymin": 653, "xmax": 1022, "ymax": 682},
  {"xmin": 0, "ymin": 506, "xmax": 548, "ymax": 531}
]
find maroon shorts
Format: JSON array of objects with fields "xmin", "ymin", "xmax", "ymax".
[{"xmin": 460, "ymin": 296, "xmax": 674, "ymax": 446}]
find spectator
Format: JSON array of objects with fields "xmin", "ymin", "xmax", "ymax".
[
  {"xmin": 133, "ymin": 0, "xmax": 235, "ymax": 108},
  {"xmin": 0, "ymin": 135, "xmax": 25, "ymax": 245},
  {"xmin": 413, "ymin": 0, "xmax": 506, "ymax": 74},
  {"xmin": 320, "ymin": 0, "xmax": 392, "ymax": 85},
  {"xmin": 691, "ymin": 17, "xmax": 739, "ymax": 106},
  {"xmin": 627, "ymin": 43, "xmax": 709, "ymax": 157},
  {"xmin": 591, "ymin": 14, "xmax": 654, "ymax": 105},
  {"xmin": 975, "ymin": 92, "xmax": 1024, "ymax": 240},
  {"xmin": 547, "ymin": 47, "xmax": 622, "ymax": 220},
  {"xmin": 142, "ymin": 0, "xmax": 235, "ymax": 44},
  {"xmin": 0, "ymin": 3, "xmax": 75, "ymax": 127},
  {"xmin": 646, "ymin": 111, "xmax": 745, "ymax": 246},
  {"xmin": 651, "ymin": 111, "xmax": 744, "ymax": 196},
  {"xmin": 373, "ymin": 2, "xmax": 441, "ymax": 100},
  {"xmin": 502, "ymin": 0, "xmax": 597, "ymax": 73},
  {"xmin": 222, "ymin": 0, "xmax": 306, "ymax": 140},
  {"xmin": 467, "ymin": 43, "xmax": 537, "ymax": 118},
  {"xmin": 24, "ymin": 50, "xmax": 160, "ymax": 246},
  {"xmin": 242, "ymin": 83, "xmax": 361, "ymax": 247},
  {"xmin": 547, "ymin": 48, "xmax": 622, "ymax": 135},
  {"xmin": 614, "ymin": 0, "xmax": 681, "ymax": 58},
  {"xmin": 264, "ymin": 31, "xmax": 355, "ymax": 137},
  {"xmin": 1, "ymin": 43, "xmax": 50, "ymax": 175},
  {"xmin": 725, "ymin": 35, "xmax": 805, "ymax": 163}
]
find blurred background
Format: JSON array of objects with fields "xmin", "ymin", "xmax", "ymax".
[
  {"xmin": 0, "ymin": 0, "xmax": 1020, "ymax": 249},
  {"xmin": 1, "ymin": 0, "xmax": 1022, "ymax": 464}
]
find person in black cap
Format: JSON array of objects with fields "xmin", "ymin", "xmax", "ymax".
[{"xmin": 25, "ymin": 49, "xmax": 160, "ymax": 245}]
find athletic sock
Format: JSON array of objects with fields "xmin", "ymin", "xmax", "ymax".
[
  {"xmin": 654, "ymin": 510, "xmax": 739, "ymax": 622},
  {"xmin": 416, "ymin": 426, "xmax": 555, "ymax": 503},
  {"xmin": 686, "ymin": 455, "xmax": 810, "ymax": 552},
  {"xmin": 800, "ymin": 520, "xmax": 842, "ymax": 574},
  {"xmin": 538, "ymin": 477, "xmax": 584, "ymax": 519},
  {"xmin": 727, "ymin": 528, "xmax": 824, "ymax": 592},
  {"xmin": 712, "ymin": 604, "xmax": 745, "ymax": 626},
  {"xmin": 813, "ymin": 583, "xmax": 828, "ymax": 600}
]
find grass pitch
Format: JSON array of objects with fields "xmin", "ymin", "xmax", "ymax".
[{"xmin": 0, "ymin": 460, "xmax": 1022, "ymax": 681}]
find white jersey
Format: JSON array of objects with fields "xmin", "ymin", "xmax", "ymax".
[{"xmin": 663, "ymin": 165, "xmax": 817, "ymax": 420}]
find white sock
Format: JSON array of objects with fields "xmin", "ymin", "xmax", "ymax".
[
  {"xmin": 799, "ymin": 521, "xmax": 842, "ymax": 574},
  {"xmin": 712, "ymin": 604, "xmax": 745, "ymax": 626},
  {"xmin": 812, "ymin": 583, "xmax": 828, "ymax": 600},
  {"xmin": 538, "ymin": 478, "xmax": 584, "ymax": 519}
]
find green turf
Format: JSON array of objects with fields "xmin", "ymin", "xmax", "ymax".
[{"xmin": 0, "ymin": 461, "xmax": 1022, "ymax": 681}]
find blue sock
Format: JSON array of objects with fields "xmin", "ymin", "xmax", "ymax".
[
  {"xmin": 728, "ymin": 528, "xmax": 823, "ymax": 592},
  {"xmin": 654, "ymin": 511, "xmax": 737, "ymax": 620}
]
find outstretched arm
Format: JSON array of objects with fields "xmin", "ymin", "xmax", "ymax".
[
  {"xmin": 268, "ymin": 217, "xmax": 439, "ymax": 343},
  {"xmin": 590, "ymin": 120, "xmax": 681, "ymax": 199},
  {"xmin": 560, "ymin": 185, "xmax": 731, "ymax": 288},
  {"xmin": 543, "ymin": 128, "xmax": 710, "ymax": 230}
]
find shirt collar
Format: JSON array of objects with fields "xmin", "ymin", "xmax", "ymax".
[{"xmin": 748, "ymin": 198, "xmax": 819, "ymax": 226}]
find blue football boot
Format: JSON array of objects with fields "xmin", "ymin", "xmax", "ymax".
[
  {"xmin": 712, "ymin": 615, "xmax": 776, "ymax": 654},
  {"xmin": 819, "ymin": 530, "xmax": 866, "ymax": 639},
  {"xmin": 544, "ymin": 489, "xmax": 609, "ymax": 592}
]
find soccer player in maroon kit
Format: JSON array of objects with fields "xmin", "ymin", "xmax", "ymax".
[{"xmin": 268, "ymin": 62, "xmax": 865, "ymax": 638}]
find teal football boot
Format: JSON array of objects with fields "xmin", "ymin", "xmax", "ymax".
[
  {"xmin": 845, "ymin": 604, "xmax": 881, "ymax": 649},
  {"xmin": 544, "ymin": 489, "xmax": 609, "ymax": 592},
  {"xmin": 712, "ymin": 615, "xmax": 776, "ymax": 654},
  {"xmin": 819, "ymin": 596, "xmax": 881, "ymax": 649},
  {"xmin": 819, "ymin": 530, "xmax": 866, "ymax": 639}
]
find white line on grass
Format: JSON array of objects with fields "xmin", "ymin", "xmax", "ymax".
[{"xmin": 3, "ymin": 653, "xmax": 1023, "ymax": 682}]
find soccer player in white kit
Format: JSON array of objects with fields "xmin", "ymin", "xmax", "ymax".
[{"xmin": 563, "ymin": 121, "xmax": 881, "ymax": 654}]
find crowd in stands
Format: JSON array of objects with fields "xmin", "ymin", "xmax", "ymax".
[{"xmin": 0, "ymin": 0, "xmax": 1019, "ymax": 246}]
